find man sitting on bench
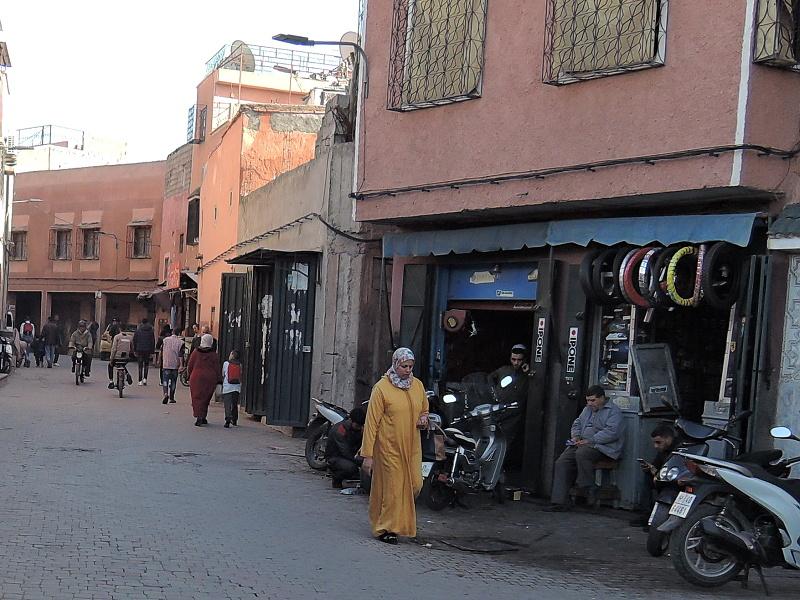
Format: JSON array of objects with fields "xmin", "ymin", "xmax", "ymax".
[{"xmin": 545, "ymin": 385, "xmax": 624, "ymax": 512}]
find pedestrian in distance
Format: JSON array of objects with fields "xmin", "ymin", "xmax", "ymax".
[
  {"xmin": 190, "ymin": 324, "xmax": 217, "ymax": 355},
  {"xmin": 221, "ymin": 350, "xmax": 242, "ymax": 427},
  {"xmin": 360, "ymin": 347, "xmax": 429, "ymax": 545},
  {"xmin": 19, "ymin": 316, "xmax": 35, "ymax": 366},
  {"xmin": 155, "ymin": 324, "xmax": 171, "ymax": 388},
  {"xmin": 52, "ymin": 314, "xmax": 63, "ymax": 366},
  {"xmin": 133, "ymin": 318, "xmax": 155, "ymax": 386},
  {"xmin": 88, "ymin": 320, "xmax": 99, "ymax": 351},
  {"xmin": 159, "ymin": 326, "xmax": 184, "ymax": 404},
  {"xmin": 31, "ymin": 334, "xmax": 45, "ymax": 367},
  {"xmin": 41, "ymin": 315, "xmax": 60, "ymax": 368},
  {"xmin": 187, "ymin": 334, "xmax": 219, "ymax": 427}
]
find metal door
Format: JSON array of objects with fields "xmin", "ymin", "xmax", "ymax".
[
  {"xmin": 266, "ymin": 255, "xmax": 318, "ymax": 426},
  {"xmin": 243, "ymin": 266, "xmax": 273, "ymax": 417},
  {"xmin": 218, "ymin": 273, "xmax": 247, "ymax": 372}
]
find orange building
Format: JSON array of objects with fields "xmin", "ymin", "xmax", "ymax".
[
  {"xmin": 9, "ymin": 162, "xmax": 166, "ymax": 346},
  {"xmin": 158, "ymin": 42, "xmax": 349, "ymax": 336}
]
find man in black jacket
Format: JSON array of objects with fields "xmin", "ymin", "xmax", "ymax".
[
  {"xmin": 132, "ymin": 318, "xmax": 155, "ymax": 386},
  {"xmin": 325, "ymin": 406, "xmax": 367, "ymax": 489}
]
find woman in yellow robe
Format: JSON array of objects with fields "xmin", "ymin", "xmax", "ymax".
[{"xmin": 361, "ymin": 348, "xmax": 429, "ymax": 544}]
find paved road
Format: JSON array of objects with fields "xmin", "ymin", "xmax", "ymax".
[{"xmin": 0, "ymin": 365, "xmax": 797, "ymax": 599}]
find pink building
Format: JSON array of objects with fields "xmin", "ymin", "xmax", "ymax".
[{"xmin": 355, "ymin": 1, "xmax": 800, "ymax": 504}]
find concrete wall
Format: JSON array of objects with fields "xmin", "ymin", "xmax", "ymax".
[
  {"xmin": 159, "ymin": 143, "xmax": 193, "ymax": 280},
  {"xmin": 356, "ymin": 1, "xmax": 800, "ymax": 223}
]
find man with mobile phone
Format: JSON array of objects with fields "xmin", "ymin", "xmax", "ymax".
[{"xmin": 630, "ymin": 423, "xmax": 679, "ymax": 527}]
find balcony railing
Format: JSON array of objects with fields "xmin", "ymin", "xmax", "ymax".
[
  {"xmin": 16, "ymin": 125, "xmax": 85, "ymax": 149},
  {"xmin": 205, "ymin": 42, "xmax": 344, "ymax": 79}
]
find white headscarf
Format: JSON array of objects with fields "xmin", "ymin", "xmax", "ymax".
[
  {"xmin": 386, "ymin": 347, "xmax": 415, "ymax": 389},
  {"xmin": 200, "ymin": 333, "xmax": 214, "ymax": 349}
]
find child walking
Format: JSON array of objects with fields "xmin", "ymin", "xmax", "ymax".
[{"xmin": 222, "ymin": 350, "xmax": 242, "ymax": 428}]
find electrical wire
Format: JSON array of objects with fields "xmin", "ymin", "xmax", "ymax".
[{"xmin": 351, "ymin": 142, "xmax": 800, "ymax": 201}]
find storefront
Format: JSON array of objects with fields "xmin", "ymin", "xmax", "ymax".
[{"xmin": 384, "ymin": 212, "xmax": 768, "ymax": 508}]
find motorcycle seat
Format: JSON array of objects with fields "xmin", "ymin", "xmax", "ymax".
[
  {"xmin": 744, "ymin": 465, "xmax": 800, "ymax": 501},
  {"xmin": 736, "ymin": 449, "xmax": 782, "ymax": 467},
  {"xmin": 443, "ymin": 427, "xmax": 477, "ymax": 450},
  {"xmin": 677, "ymin": 419, "xmax": 724, "ymax": 441}
]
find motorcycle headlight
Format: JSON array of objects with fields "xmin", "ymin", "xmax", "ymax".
[
  {"xmin": 666, "ymin": 467, "xmax": 680, "ymax": 481},
  {"xmin": 658, "ymin": 467, "xmax": 668, "ymax": 480}
]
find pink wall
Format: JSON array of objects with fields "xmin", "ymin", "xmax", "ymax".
[{"xmin": 356, "ymin": 1, "xmax": 770, "ymax": 222}]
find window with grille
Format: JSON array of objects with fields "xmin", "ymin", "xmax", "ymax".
[
  {"xmin": 49, "ymin": 229, "xmax": 72, "ymax": 260},
  {"xmin": 127, "ymin": 226, "xmax": 152, "ymax": 258},
  {"xmin": 187, "ymin": 198, "xmax": 200, "ymax": 245},
  {"xmin": 10, "ymin": 231, "xmax": 27, "ymax": 260},
  {"xmin": 387, "ymin": 0, "xmax": 488, "ymax": 111},
  {"xmin": 543, "ymin": 0, "xmax": 668, "ymax": 85},
  {"xmin": 755, "ymin": 0, "xmax": 800, "ymax": 69},
  {"xmin": 80, "ymin": 228, "xmax": 100, "ymax": 260}
]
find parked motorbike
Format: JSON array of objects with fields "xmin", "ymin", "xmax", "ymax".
[
  {"xmin": 305, "ymin": 398, "xmax": 350, "ymax": 470},
  {"xmin": 646, "ymin": 411, "xmax": 751, "ymax": 557},
  {"xmin": 0, "ymin": 333, "xmax": 14, "ymax": 375},
  {"xmin": 73, "ymin": 347, "xmax": 88, "ymax": 385},
  {"xmin": 660, "ymin": 428, "xmax": 800, "ymax": 592},
  {"xmin": 420, "ymin": 376, "xmax": 516, "ymax": 510}
]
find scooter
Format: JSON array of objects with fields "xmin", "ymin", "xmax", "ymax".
[
  {"xmin": 73, "ymin": 347, "xmax": 88, "ymax": 385},
  {"xmin": 420, "ymin": 376, "xmax": 516, "ymax": 510},
  {"xmin": 663, "ymin": 428, "xmax": 800, "ymax": 593},
  {"xmin": 0, "ymin": 333, "xmax": 14, "ymax": 374},
  {"xmin": 305, "ymin": 398, "xmax": 350, "ymax": 470},
  {"xmin": 646, "ymin": 411, "xmax": 751, "ymax": 557},
  {"xmin": 114, "ymin": 361, "xmax": 127, "ymax": 398}
]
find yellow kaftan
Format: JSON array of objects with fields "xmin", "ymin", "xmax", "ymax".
[{"xmin": 360, "ymin": 375, "xmax": 429, "ymax": 537}]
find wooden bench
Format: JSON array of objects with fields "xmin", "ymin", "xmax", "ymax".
[{"xmin": 570, "ymin": 459, "xmax": 621, "ymax": 509}]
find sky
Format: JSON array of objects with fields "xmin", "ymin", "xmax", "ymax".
[{"xmin": 2, "ymin": 0, "xmax": 359, "ymax": 162}]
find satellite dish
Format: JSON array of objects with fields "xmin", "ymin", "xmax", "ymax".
[
  {"xmin": 227, "ymin": 40, "xmax": 256, "ymax": 72},
  {"xmin": 339, "ymin": 31, "xmax": 359, "ymax": 61}
]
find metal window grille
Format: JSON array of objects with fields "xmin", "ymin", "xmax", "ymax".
[
  {"xmin": 10, "ymin": 231, "xmax": 27, "ymax": 260},
  {"xmin": 187, "ymin": 198, "xmax": 200, "ymax": 245},
  {"xmin": 754, "ymin": 0, "xmax": 800, "ymax": 69},
  {"xmin": 543, "ymin": 0, "xmax": 667, "ymax": 85},
  {"xmin": 48, "ymin": 229, "xmax": 72, "ymax": 260},
  {"xmin": 127, "ymin": 226, "xmax": 152, "ymax": 259},
  {"xmin": 80, "ymin": 228, "xmax": 100, "ymax": 260},
  {"xmin": 387, "ymin": 0, "xmax": 488, "ymax": 111},
  {"xmin": 186, "ymin": 105, "xmax": 208, "ymax": 142}
]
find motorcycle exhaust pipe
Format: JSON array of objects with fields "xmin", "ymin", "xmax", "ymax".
[{"xmin": 699, "ymin": 518, "xmax": 759, "ymax": 559}]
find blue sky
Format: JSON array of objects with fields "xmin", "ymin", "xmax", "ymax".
[{"xmin": 2, "ymin": 0, "xmax": 358, "ymax": 162}]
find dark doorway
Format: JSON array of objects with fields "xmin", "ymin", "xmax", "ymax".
[{"xmin": 12, "ymin": 292, "xmax": 42, "ymax": 331}]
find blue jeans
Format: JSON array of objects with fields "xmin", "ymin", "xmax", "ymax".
[
  {"xmin": 162, "ymin": 369, "xmax": 178, "ymax": 400},
  {"xmin": 45, "ymin": 345, "xmax": 57, "ymax": 366}
]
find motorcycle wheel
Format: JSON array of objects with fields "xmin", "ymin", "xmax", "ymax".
[
  {"xmin": 1, "ymin": 355, "xmax": 11, "ymax": 374},
  {"xmin": 669, "ymin": 504, "xmax": 744, "ymax": 587},
  {"xmin": 117, "ymin": 370, "xmax": 125, "ymax": 398},
  {"xmin": 304, "ymin": 422, "xmax": 330, "ymax": 470},
  {"xmin": 179, "ymin": 369, "xmax": 189, "ymax": 387},
  {"xmin": 421, "ymin": 467, "xmax": 455, "ymax": 511},
  {"xmin": 75, "ymin": 363, "xmax": 81, "ymax": 386},
  {"xmin": 646, "ymin": 527, "xmax": 669, "ymax": 557}
]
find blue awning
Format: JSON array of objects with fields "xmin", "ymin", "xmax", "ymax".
[{"xmin": 383, "ymin": 213, "xmax": 760, "ymax": 257}]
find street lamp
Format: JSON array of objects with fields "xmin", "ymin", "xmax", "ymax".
[{"xmin": 272, "ymin": 33, "xmax": 369, "ymax": 98}]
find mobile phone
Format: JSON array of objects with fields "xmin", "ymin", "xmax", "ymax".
[{"xmin": 636, "ymin": 458, "xmax": 647, "ymax": 464}]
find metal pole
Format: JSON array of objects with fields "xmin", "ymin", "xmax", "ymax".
[{"xmin": 1, "ymin": 150, "xmax": 16, "ymax": 330}]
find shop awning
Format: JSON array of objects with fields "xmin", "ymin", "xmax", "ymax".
[
  {"xmin": 226, "ymin": 248, "xmax": 319, "ymax": 265},
  {"xmin": 768, "ymin": 204, "xmax": 800, "ymax": 250},
  {"xmin": 383, "ymin": 213, "xmax": 760, "ymax": 257}
]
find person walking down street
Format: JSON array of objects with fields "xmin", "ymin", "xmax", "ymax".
[
  {"xmin": 53, "ymin": 315, "xmax": 63, "ymax": 366},
  {"xmin": 326, "ymin": 406, "xmax": 366, "ymax": 488},
  {"xmin": 221, "ymin": 350, "xmax": 242, "ymax": 428},
  {"xmin": 155, "ymin": 324, "xmax": 171, "ymax": 387},
  {"xmin": 190, "ymin": 325, "xmax": 217, "ymax": 355},
  {"xmin": 41, "ymin": 316, "xmax": 60, "ymax": 369},
  {"xmin": 159, "ymin": 327, "xmax": 184, "ymax": 405},
  {"xmin": 360, "ymin": 347, "xmax": 429, "ymax": 545},
  {"xmin": 187, "ymin": 334, "xmax": 219, "ymax": 427},
  {"xmin": 68, "ymin": 320, "xmax": 94, "ymax": 377},
  {"xmin": 88, "ymin": 320, "xmax": 99, "ymax": 351},
  {"xmin": 545, "ymin": 385, "xmax": 625, "ymax": 512},
  {"xmin": 19, "ymin": 317, "xmax": 35, "ymax": 366},
  {"xmin": 133, "ymin": 318, "xmax": 156, "ymax": 386},
  {"xmin": 31, "ymin": 335, "xmax": 45, "ymax": 367}
]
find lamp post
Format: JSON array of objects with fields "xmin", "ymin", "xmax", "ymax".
[{"xmin": 272, "ymin": 33, "xmax": 369, "ymax": 98}]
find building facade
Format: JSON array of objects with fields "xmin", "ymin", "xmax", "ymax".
[
  {"xmin": 13, "ymin": 125, "xmax": 128, "ymax": 174},
  {"xmin": 0, "ymin": 17, "xmax": 12, "ymax": 328},
  {"xmin": 9, "ymin": 162, "xmax": 166, "ymax": 348},
  {"xmin": 355, "ymin": 1, "xmax": 800, "ymax": 505}
]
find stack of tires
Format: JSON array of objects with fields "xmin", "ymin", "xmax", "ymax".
[{"xmin": 579, "ymin": 242, "xmax": 741, "ymax": 310}]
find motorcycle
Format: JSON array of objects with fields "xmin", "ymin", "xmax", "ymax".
[
  {"xmin": 662, "ymin": 428, "xmax": 800, "ymax": 592},
  {"xmin": 114, "ymin": 361, "xmax": 127, "ymax": 398},
  {"xmin": 73, "ymin": 347, "xmax": 88, "ymax": 385},
  {"xmin": 646, "ymin": 410, "xmax": 751, "ymax": 557},
  {"xmin": 420, "ymin": 376, "xmax": 517, "ymax": 510},
  {"xmin": 0, "ymin": 333, "xmax": 14, "ymax": 375},
  {"xmin": 305, "ymin": 398, "xmax": 350, "ymax": 470}
]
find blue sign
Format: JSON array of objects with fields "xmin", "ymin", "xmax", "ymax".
[{"xmin": 446, "ymin": 264, "xmax": 538, "ymax": 301}]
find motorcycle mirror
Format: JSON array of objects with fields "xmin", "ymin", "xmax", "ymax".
[
  {"xmin": 500, "ymin": 375, "xmax": 513, "ymax": 388},
  {"xmin": 770, "ymin": 426, "xmax": 794, "ymax": 439},
  {"xmin": 442, "ymin": 394, "xmax": 458, "ymax": 404}
]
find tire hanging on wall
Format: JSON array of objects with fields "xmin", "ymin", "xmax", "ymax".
[
  {"xmin": 580, "ymin": 249, "xmax": 604, "ymax": 302},
  {"xmin": 623, "ymin": 247, "xmax": 654, "ymax": 307},
  {"xmin": 611, "ymin": 246, "xmax": 633, "ymax": 302},
  {"xmin": 618, "ymin": 248, "xmax": 640, "ymax": 304},
  {"xmin": 648, "ymin": 246, "xmax": 679, "ymax": 307},
  {"xmin": 637, "ymin": 247, "xmax": 661, "ymax": 302},
  {"xmin": 666, "ymin": 246, "xmax": 698, "ymax": 307},
  {"xmin": 701, "ymin": 242, "xmax": 742, "ymax": 309},
  {"xmin": 591, "ymin": 248, "xmax": 621, "ymax": 304},
  {"xmin": 691, "ymin": 244, "xmax": 707, "ymax": 307}
]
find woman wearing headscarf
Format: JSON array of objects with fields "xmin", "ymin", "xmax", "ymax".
[
  {"xmin": 360, "ymin": 348, "xmax": 429, "ymax": 544},
  {"xmin": 186, "ymin": 333, "xmax": 219, "ymax": 426}
]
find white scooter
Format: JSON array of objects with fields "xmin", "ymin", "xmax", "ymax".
[{"xmin": 667, "ymin": 426, "xmax": 800, "ymax": 593}]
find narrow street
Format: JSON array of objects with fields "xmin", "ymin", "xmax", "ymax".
[{"xmin": 0, "ymin": 365, "xmax": 797, "ymax": 599}]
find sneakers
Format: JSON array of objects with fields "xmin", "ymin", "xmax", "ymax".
[
  {"xmin": 142, "ymin": 378, "xmax": 147, "ymax": 386},
  {"xmin": 137, "ymin": 381, "xmax": 144, "ymax": 386},
  {"xmin": 162, "ymin": 396, "xmax": 169, "ymax": 405},
  {"xmin": 169, "ymin": 399, "xmax": 176, "ymax": 404},
  {"xmin": 108, "ymin": 382, "xmax": 115, "ymax": 389},
  {"xmin": 194, "ymin": 418, "xmax": 203, "ymax": 427},
  {"xmin": 224, "ymin": 420, "xmax": 231, "ymax": 428}
]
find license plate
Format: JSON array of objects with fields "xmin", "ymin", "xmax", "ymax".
[
  {"xmin": 669, "ymin": 492, "xmax": 697, "ymax": 518},
  {"xmin": 647, "ymin": 502, "xmax": 659, "ymax": 526},
  {"xmin": 421, "ymin": 462, "xmax": 434, "ymax": 477}
]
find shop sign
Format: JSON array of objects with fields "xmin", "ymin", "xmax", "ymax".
[
  {"xmin": 167, "ymin": 261, "xmax": 181, "ymax": 289},
  {"xmin": 535, "ymin": 317, "xmax": 546, "ymax": 363},
  {"xmin": 496, "ymin": 290, "xmax": 514, "ymax": 298},
  {"xmin": 566, "ymin": 327, "xmax": 578, "ymax": 373}
]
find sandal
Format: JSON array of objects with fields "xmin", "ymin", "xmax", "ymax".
[{"xmin": 378, "ymin": 532, "xmax": 398, "ymax": 545}]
